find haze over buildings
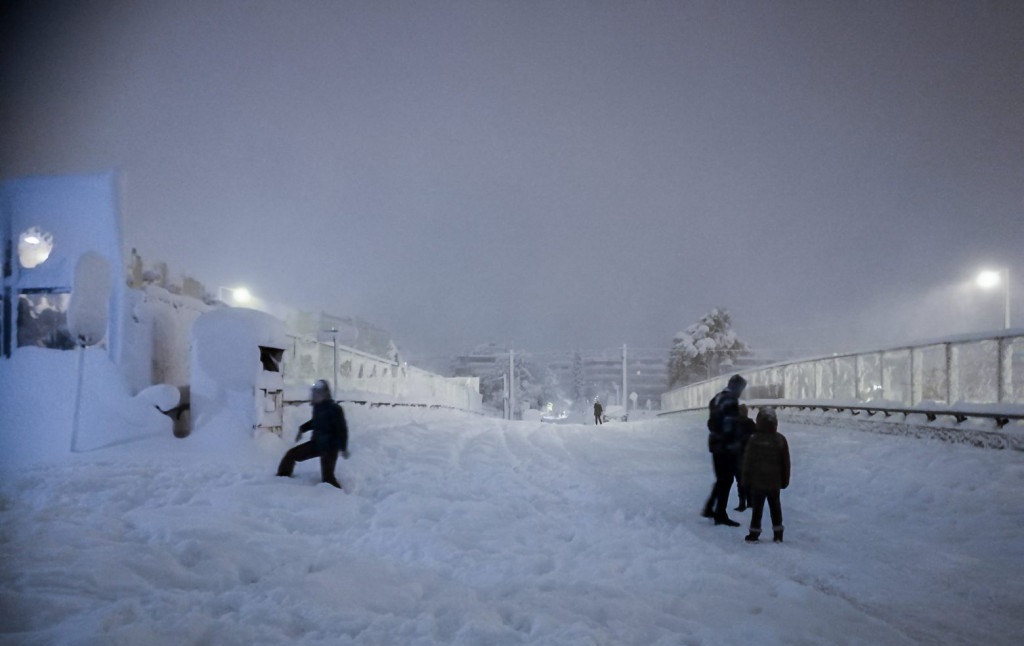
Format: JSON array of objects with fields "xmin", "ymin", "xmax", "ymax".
[{"xmin": 2, "ymin": 1, "xmax": 1022, "ymax": 361}]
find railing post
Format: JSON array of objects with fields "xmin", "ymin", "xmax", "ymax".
[
  {"xmin": 854, "ymin": 355, "xmax": 861, "ymax": 400},
  {"xmin": 997, "ymin": 337, "xmax": 1006, "ymax": 403},
  {"xmin": 945, "ymin": 343, "xmax": 954, "ymax": 405}
]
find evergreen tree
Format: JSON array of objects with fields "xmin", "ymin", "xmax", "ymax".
[
  {"xmin": 668, "ymin": 308, "xmax": 749, "ymax": 388},
  {"xmin": 571, "ymin": 351, "xmax": 585, "ymax": 408}
]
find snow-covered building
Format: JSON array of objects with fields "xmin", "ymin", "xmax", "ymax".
[{"xmin": 1, "ymin": 172, "xmax": 481, "ymax": 453}]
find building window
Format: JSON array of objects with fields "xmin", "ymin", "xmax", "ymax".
[
  {"xmin": 259, "ymin": 346, "xmax": 284, "ymax": 372},
  {"xmin": 17, "ymin": 290, "xmax": 74, "ymax": 349},
  {"xmin": 18, "ymin": 227, "xmax": 55, "ymax": 269}
]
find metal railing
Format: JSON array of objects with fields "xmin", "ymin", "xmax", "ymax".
[
  {"xmin": 662, "ymin": 329, "xmax": 1024, "ymax": 414},
  {"xmin": 283, "ymin": 334, "xmax": 482, "ymax": 413}
]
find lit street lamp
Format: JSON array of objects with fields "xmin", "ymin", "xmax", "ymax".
[
  {"xmin": 976, "ymin": 268, "xmax": 1010, "ymax": 329},
  {"xmin": 218, "ymin": 286, "xmax": 253, "ymax": 306}
]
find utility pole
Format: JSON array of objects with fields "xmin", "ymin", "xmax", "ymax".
[
  {"xmin": 622, "ymin": 344, "xmax": 627, "ymax": 413},
  {"xmin": 331, "ymin": 327, "xmax": 338, "ymax": 397},
  {"xmin": 1005, "ymin": 268, "xmax": 1011, "ymax": 329},
  {"xmin": 509, "ymin": 349, "xmax": 516, "ymax": 421}
]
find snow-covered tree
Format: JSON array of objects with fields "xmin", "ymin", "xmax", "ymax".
[
  {"xmin": 668, "ymin": 308, "xmax": 749, "ymax": 388},
  {"xmin": 571, "ymin": 351, "xmax": 585, "ymax": 408}
]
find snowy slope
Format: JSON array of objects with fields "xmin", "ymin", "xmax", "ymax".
[{"xmin": 1, "ymin": 408, "xmax": 1022, "ymax": 645}]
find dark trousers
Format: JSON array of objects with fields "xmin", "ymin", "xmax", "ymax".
[
  {"xmin": 734, "ymin": 455, "xmax": 749, "ymax": 507},
  {"xmin": 703, "ymin": 452, "xmax": 736, "ymax": 520},
  {"xmin": 595, "ymin": 414, "xmax": 602, "ymax": 425},
  {"xmin": 748, "ymin": 488, "xmax": 783, "ymax": 535},
  {"xmin": 277, "ymin": 441, "xmax": 341, "ymax": 488}
]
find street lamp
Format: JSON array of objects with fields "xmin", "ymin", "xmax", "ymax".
[
  {"xmin": 323, "ymin": 327, "xmax": 338, "ymax": 396},
  {"xmin": 976, "ymin": 268, "xmax": 1010, "ymax": 329},
  {"xmin": 218, "ymin": 286, "xmax": 253, "ymax": 306}
]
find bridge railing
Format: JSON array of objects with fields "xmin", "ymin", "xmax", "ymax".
[
  {"xmin": 283, "ymin": 334, "xmax": 482, "ymax": 414},
  {"xmin": 661, "ymin": 329, "xmax": 1024, "ymax": 414}
]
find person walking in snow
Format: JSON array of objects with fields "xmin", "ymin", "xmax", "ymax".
[
  {"xmin": 277, "ymin": 379, "xmax": 349, "ymax": 489},
  {"xmin": 733, "ymin": 404, "xmax": 756, "ymax": 511},
  {"xmin": 594, "ymin": 399, "xmax": 603, "ymax": 425},
  {"xmin": 742, "ymin": 407, "xmax": 791, "ymax": 543},
  {"xmin": 702, "ymin": 374, "xmax": 746, "ymax": 526}
]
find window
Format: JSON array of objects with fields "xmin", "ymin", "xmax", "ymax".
[
  {"xmin": 17, "ymin": 290, "xmax": 74, "ymax": 349},
  {"xmin": 259, "ymin": 346, "xmax": 284, "ymax": 372}
]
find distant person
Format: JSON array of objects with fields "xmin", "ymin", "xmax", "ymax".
[
  {"xmin": 702, "ymin": 374, "xmax": 746, "ymax": 526},
  {"xmin": 594, "ymin": 399, "xmax": 603, "ymax": 425},
  {"xmin": 733, "ymin": 404, "xmax": 756, "ymax": 512},
  {"xmin": 742, "ymin": 407, "xmax": 791, "ymax": 543},
  {"xmin": 277, "ymin": 380, "xmax": 350, "ymax": 489}
]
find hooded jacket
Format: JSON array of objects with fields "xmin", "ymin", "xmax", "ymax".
[
  {"xmin": 741, "ymin": 410, "xmax": 790, "ymax": 491},
  {"xmin": 707, "ymin": 374, "xmax": 746, "ymax": 455},
  {"xmin": 299, "ymin": 400, "xmax": 349, "ymax": 453}
]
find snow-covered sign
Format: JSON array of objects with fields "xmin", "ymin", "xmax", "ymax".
[{"xmin": 67, "ymin": 251, "xmax": 111, "ymax": 347}]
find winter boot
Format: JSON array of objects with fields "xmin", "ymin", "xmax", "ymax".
[
  {"xmin": 773, "ymin": 529, "xmax": 784, "ymax": 543},
  {"xmin": 701, "ymin": 501, "xmax": 714, "ymax": 519},
  {"xmin": 714, "ymin": 516, "xmax": 741, "ymax": 527},
  {"xmin": 744, "ymin": 531, "xmax": 760, "ymax": 543}
]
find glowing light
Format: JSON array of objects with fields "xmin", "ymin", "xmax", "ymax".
[
  {"xmin": 18, "ymin": 227, "xmax": 54, "ymax": 268},
  {"xmin": 976, "ymin": 270, "xmax": 1001, "ymax": 289},
  {"xmin": 232, "ymin": 287, "xmax": 252, "ymax": 303}
]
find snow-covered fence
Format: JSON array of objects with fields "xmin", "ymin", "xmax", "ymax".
[
  {"xmin": 283, "ymin": 334, "xmax": 482, "ymax": 413},
  {"xmin": 662, "ymin": 329, "xmax": 1024, "ymax": 413}
]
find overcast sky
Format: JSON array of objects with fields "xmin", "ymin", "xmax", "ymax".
[{"xmin": 3, "ymin": 1, "xmax": 1022, "ymax": 362}]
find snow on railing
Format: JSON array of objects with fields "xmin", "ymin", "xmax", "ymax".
[
  {"xmin": 662, "ymin": 329, "xmax": 1024, "ymax": 418},
  {"xmin": 283, "ymin": 334, "xmax": 482, "ymax": 414}
]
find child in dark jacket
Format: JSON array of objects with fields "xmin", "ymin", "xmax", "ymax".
[{"xmin": 741, "ymin": 407, "xmax": 791, "ymax": 543}]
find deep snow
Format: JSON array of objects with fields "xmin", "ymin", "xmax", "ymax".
[{"xmin": 2, "ymin": 407, "xmax": 1023, "ymax": 645}]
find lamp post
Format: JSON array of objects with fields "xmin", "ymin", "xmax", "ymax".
[
  {"xmin": 976, "ymin": 268, "xmax": 1010, "ymax": 329},
  {"xmin": 328, "ymin": 327, "xmax": 338, "ymax": 396},
  {"xmin": 317, "ymin": 327, "xmax": 339, "ymax": 396}
]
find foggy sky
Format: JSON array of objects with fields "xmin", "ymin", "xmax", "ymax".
[{"xmin": 3, "ymin": 1, "xmax": 1022, "ymax": 362}]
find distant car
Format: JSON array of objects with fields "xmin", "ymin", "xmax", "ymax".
[{"xmin": 601, "ymin": 405, "xmax": 628, "ymax": 422}]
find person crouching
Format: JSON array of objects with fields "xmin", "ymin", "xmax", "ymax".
[
  {"xmin": 741, "ymin": 407, "xmax": 790, "ymax": 543},
  {"xmin": 277, "ymin": 379, "xmax": 349, "ymax": 489}
]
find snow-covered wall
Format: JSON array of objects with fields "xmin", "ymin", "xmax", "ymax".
[
  {"xmin": 118, "ymin": 285, "xmax": 212, "ymax": 393},
  {"xmin": 0, "ymin": 172, "xmax": 125, "ymax": 358}
]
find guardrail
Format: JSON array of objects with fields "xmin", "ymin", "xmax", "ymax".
[
  {"xmin": 659, "ymin": 399, "xmax": 1024, "ymax": 450},
  {"xmin": 283, "ymin": 334, "xmax": 483, "ymax": 414},
  {"xmin": 660, "ymin": 400, "xmax": 1024, "ymax": 428},
  {"xmin": 662, "ymin": 329, "xmax": 1024, "ymax": 413}
]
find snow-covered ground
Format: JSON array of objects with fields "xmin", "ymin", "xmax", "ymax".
[{"xmin": 2, "ymin": 407, "xmax": 1023, "ymax": 645}]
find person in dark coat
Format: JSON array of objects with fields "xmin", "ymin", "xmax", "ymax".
[
  {"xmin": 277, "ymin": 379, "xmax": 349, "ymax": 489},
  {"xmin": 733, "ymin": 404, "xmax": 756, "ymax": 511},
  {"xmin": 702, "ymin": 374, "xmax": 746, "ymax": 526},
  {"xmin": 594, "ymin": 399, "xmax": 603, "ymax": 425},
  {"xmin": 742, "ymin": 407, "xmax": 791, "ymax": 543}
]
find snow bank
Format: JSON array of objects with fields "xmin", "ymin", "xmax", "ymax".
[
  {"xmin": 2, "ymin": 407, "xmax": 1022, "ymax": 644},
  {"xmin": 189, "ymin": 307, "xmax": 287, "ymax": 449},
  {"xmin": 0, "ymin": 347, "xmax": 172, "ymax": 472}
]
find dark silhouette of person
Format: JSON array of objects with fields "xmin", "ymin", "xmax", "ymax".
[
  {"xmin": 277, "ymin": 380, "xmax": 349, "ymax": 488},
  {"xmin": 702, "ymin": 374, "xmax": 746, "ymax": 526}
]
